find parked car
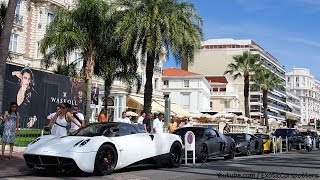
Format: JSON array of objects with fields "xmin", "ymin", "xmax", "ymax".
[
  {"xmin": 254, "ymin": 133, "xmax": 281, "ymax": 153},
  {"xmin": 24, "ymin": 122, "xmax": 183, "ymax": 175},
  {"xmin": 274, "ymin": 128, "xmax": 304, "ymax": 150},
  {"xmin": 173, "ymin": 127, "xmax": 235, "ymax": 163},
  {"xmin": 225, "ymin": 133, "xmax": 264, "ymax": 156}
]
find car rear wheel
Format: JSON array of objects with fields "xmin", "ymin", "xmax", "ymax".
[
  {"xmin": 224, "ymin": 144, "xmax": 235, "ymax": 160},
  {"xmin": 246, "ymin": 148, "xmax": 251, "ymax": 156},
  {"xmin": 167, "ymin": 142, "xmax": 182, "ymax": 168},
  {"xmin": 94, "ymin": 144, "xmax": 118, "ymax": 176},
  {"xmin": 197, "ymin": 144, "xmax": 208, "ymax": 163}
]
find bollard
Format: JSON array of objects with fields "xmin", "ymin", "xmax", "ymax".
[
  {"xmin": 286, "ymin": 136, "xmax": 288, "ymax": 153},
  {"xmin": 279, "ymin": 136, "xmax": 282, "ymax": 153},
  {"xmin": 299, "ymin": 143, "xmax": 301, "ymax": 150},
  {"xmin": 41, "ymin": 129, "xmax": 44, "ymax": 136},
  {"xmin": 313, "ymin": 138, "xmax": 317, "ymax": 150},
  {"xmin": 272, "ymin": 137, "xmax": 276, "ymax": 154}
]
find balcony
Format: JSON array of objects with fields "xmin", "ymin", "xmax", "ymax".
[
  {"xmin": 13, "ymin": 14, "xmax": 23, "ymax": 27},
  {"xmin": 154, "ymin": 66, "xmax": 162, "ymax": 74}
]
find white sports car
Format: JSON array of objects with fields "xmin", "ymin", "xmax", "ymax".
[{"xmin": 23, "ymin": 122, "xmax": 183, "ymax": 175}]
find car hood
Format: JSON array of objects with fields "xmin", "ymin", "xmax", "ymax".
[{"xmin": 24, "ymin": 135, "xmax": 92, "ymax": 156}]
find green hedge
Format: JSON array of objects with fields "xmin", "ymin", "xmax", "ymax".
[{"xmin": 14, "ymin": 129, "xmax": 49, "ymax": 147}]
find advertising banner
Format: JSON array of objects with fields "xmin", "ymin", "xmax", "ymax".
[{"xmin": 3, "ymin": 64, "xmax": 84, "ymax": 129}]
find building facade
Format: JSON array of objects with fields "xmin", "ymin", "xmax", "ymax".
[
  {"xmin": 162, "ymin": 68, "xmax": 211, "ymax": 114},
  {"xmin": 286, "ymin": 68, "xmax": 320, "ymax": 126},
  {"xmin": 3, "ymin": 0, "xmax": 165, "ymax": 121},
  {"xmin": 285, "ymin": 90, "xmax": 302, "ymax": 124},
  {"xmin": 205, "ymin": 76, "xmax": 241, "ymax": 114},
  {"xmin": 188, "ymin": 38, "xmax": 287, "ymax": 123}
]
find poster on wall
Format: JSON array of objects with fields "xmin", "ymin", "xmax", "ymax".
[{"xmin": 3, "ymin": 63, "xmax": 84, "ymax": 129}]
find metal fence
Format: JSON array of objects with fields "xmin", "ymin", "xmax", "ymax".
[{"xmin": 14, "ymin": 116, "xmax": 49, "ymax": 147}]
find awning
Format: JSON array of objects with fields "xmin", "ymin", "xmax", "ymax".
[
  {"xmin": 170, "ymin": 103, "xmax": 190, "ymax": 117},
  {"xmin": 127, "ymin": 95, "xmax": 165, "ymax": 112}
]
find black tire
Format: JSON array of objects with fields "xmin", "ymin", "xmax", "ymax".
[
  {"xmin": 167, "ymin": 142, "xmax": 182, "ymax": 168},
  {"xmin": 224, "ymin": 144, "xmax": 235, "ymax": 160},
  {"xmin": 94, "ymin": 144, "xmax": 118, "ymax": 176},
  {"xmin": 257, "ymin": 146, "xmax": 264, "ymax": 155},
  {"xmin": 196, "ymin": 144, "xmax": 208, "ymax": 163}
]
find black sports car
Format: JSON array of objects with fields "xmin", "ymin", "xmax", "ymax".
[
  {"xmin": 173, "ymin": 127, "xmax": 235, "ymax": 163},
  {"xmin": 225, "ymin": 133, "xmax": 264, "ymax": 156}
]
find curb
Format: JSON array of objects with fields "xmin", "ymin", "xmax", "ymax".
[{"xmin": 3, "ymin": 145, "xmax": 26, "ymax": 153}]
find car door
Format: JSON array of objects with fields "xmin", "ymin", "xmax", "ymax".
[
  {"xmin": 247, "ymin": 134, "xmax": 256, "ymax": 152},
  {"xmin": 204, "ymin": 129, "xmax": 221, "ymax": 156},
  {"xmin": 112, "ymin": 124, "xmax": 153, "ymax": 167}
]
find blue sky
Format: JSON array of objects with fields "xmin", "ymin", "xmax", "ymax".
[{"xmin": 163, "ymin": 0, "xmax": 320, "ymax": 78}]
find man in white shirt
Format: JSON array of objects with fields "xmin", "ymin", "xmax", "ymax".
[
  {"xmin": 46, "ymin": 105, "xmax": 61, "ymax": 133},
  {"xmin": 70, "ymin": 105, "xmax": 85, "ymax": 133},
  {"xmin": 137, "ymin": 112, "xmax": 146, "ymax": 124},
  {"xmin": 153, "ymin": 113, "xmax": 164, "ymax": 133},
  {"xmin": 117, "ymin": 111, "xmax": 131, "ymax": 124}
]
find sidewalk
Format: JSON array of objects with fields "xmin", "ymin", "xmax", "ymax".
[{"xmin": 0, "ymin": 146, "xmax": 30, "ymax": 178}]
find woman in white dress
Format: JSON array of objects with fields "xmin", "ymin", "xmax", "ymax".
[{"xmin": 48, "ymin": 103, "xmax": 81, "ymax": 136}]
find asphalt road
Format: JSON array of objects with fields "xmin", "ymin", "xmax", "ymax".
[{"xmin": 3, "ymin": 150, "xmax": 320, "ymax": 180}]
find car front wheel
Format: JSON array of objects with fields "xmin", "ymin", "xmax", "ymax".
[
  {"xmin": 94, "ymin": 144, "xmax": 118, "ymax": 176},
  {"xmin": 197, "ymin": 144, "xmax": 208, "ymax": 163},
  {"xmin": 167, "ymin": 141, "xmax": 182, "ymax": 168}
]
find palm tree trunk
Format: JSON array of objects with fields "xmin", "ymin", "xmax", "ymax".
[
  {"xmin": 262, "ymin": 89, "xmax": 269, "ymax": 131},
  {"xmin": 103, "ymin": 77, "xmax": 112, "ymax": 112},
  {"xmin": 244, "ymin": 75, "xmax": 250, "ymax": 118},
  {"xmin": 84, "ymin": 47, "xmax": 95, "ymax": 121},
  {"xmin": 144, "ymin": 52, "xmax": 155, "ymax": 113},
  {"xmin": 0, "ymin": 0, "xmax": 17, "ymax": 113}
]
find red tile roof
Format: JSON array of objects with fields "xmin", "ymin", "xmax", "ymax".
[
  {"xmin": 162, "ymin": 68, "xmax": 200, "ymax": 76},
  {"xmin": 206, "ymin": 76, "xmax": 228, "ymax": 83}
]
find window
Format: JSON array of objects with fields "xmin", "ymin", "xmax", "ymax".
[
  {"xmin": 163, "ymin": 80, "xmax": 169, "ymax": 86},
  {"xmin": 118, "ymin": 96, "xmax": 123, "ymax": 118},
  {"xmin": 15, "ymin": 0, "xmax": 21, "ymax": 16},
  {"xmin": 210, "ymin": 102, "xmax": 213, "ymax": 108},
  {"xmin": 74, "ymin": 52, "xmax": 83, "ymax": 69},
  {"xmin": 287, "ymin": 77, "xmax": 290, "ymax": 82},
  {"xmin": 37, "ymin": 11, "xmax": 43, "ymax": 28},
  {"xmin": 9, "ymin": 33, "xmax": 18, "ymax": 52},
  {"xmin": 47, "ymin": 12, "xmax": 54, "ymax": 25},
  {"xmin": 116, "ymin": 124, "xmax": 137, "ymax": 136},
  {"xmin": 36, "ymin": 41, "xmax": 40, "ymax": 58},
  {"xmin": 182, "ymin": 93, "xmax": 190, "ymax": 109},
  {"xmin": 204, "ymin": 129, "xmax": 217, "ymax": 137},
  {"xmin": 154, "ymin": 78, "xmax": 158, "ymax": 90},
  {"xmin": 296, "ymin": 77, "xmax": 299, "ymax": 82},
  {"xmin": 184, "ymin": 80, "xmax": 189, "ymax": 87}
]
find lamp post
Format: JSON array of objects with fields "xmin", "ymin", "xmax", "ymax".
[{"xmin": 164, "ymin": 97, "xmax": 171, "ymax": 128}]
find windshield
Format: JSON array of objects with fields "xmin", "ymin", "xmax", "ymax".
[
  {"xmin": 173, "ymin": 128, "xmax": 204, "ymax": 139},
  {"xmin": 225, "ymin": 133, "xmax": 245, "ymax": 140},
  {"xmin": 274, "ymin": 129, "xmax": 294, "ymax": 136},
  {"xmin": 70, "ymin": 123, "xmax": 117, "ymax": 137}
]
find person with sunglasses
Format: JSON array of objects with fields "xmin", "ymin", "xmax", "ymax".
[
  {"xmin": 48, "ymin": 103, "xmax": 81, "ymax": 136},
  {"xmin": 1, "ymin": 102, "xmax": 20, "ymax": 160}
]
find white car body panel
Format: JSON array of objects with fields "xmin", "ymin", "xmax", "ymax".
[{"xmin": 24, "ymin": 130, "xmax": 182, "ymax": 173}]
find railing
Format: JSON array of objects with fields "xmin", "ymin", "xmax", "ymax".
[
  {"xmin": 211, "ymin": 91, "xmax": 237, "ymax": 96},
  {"xmin": 13, "ymin": 14, "xmax": 23, "ymax": 26}
]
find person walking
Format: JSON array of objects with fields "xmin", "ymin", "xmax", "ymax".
[
  {"xmin": 48, "ymin": 103, "xmax": 81, "ymax": 136},
  {"xmin": 98, "ymin": 108, "xmax": 108, "ymax": 122},
  {"xmin": 167, "ymin": 116, "xmax": 178, "ymax": 133},
  {"xmin": 70, "ymin": 105, "xmax": 85, "ymax": 133},
  {"xmin": 1, "ymin": 102, "xmax": 20, "ymax": 160},
  {"xmin": 116, "ymin": 111, "xmax": 131, "ymax": 124},
  {"xmin": 143, "ymin": 113, "xmax": 153, "ymax": 133},
  {"xmin": 153, "ymin": 113, "xmax": 164, "ymax": 133}
]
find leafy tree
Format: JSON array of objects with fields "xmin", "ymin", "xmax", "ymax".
[
  {"xmin": 114, "ymin": 0, "xmax": 202, "ymax": 113},
  {"xmin": 54, "ymin": 62, "xmax": 79, "ymax": 78},
  {"xmin": 40, "ymin": 0, "xmax": 114, "ymax": 117},
  {"xmin": 224, "ymin": 51, "xmax": 260, "ymax": 118},
  {"xmin": 251, "ymin": 67, "xmax": 284, "ymax": 131}
]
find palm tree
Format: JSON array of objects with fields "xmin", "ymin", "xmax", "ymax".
[
  {"xmin": 54, "ymin": 62, "xmax": 79, "ymax": 78},
  {"xmin": 0, "ymin": 0, "xmax": 18, "ymax": 111},
  {"xmin": 114, "ymin": 0, "xmax": 202, "ymax": 113},
  {"xmin": 40, "ymin": 0, "xmax": 114, "ymax": 118},
  {"xmin": 251, "ymin": 67, "xmax": 284, "ymax": 131},
  {"xmin": 224, "ymin": 51, "xmax": 260, "ymax": 118},
  {"xmin": 94, "ymin": 42, "xmax": 141, "ymax": 112}
]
